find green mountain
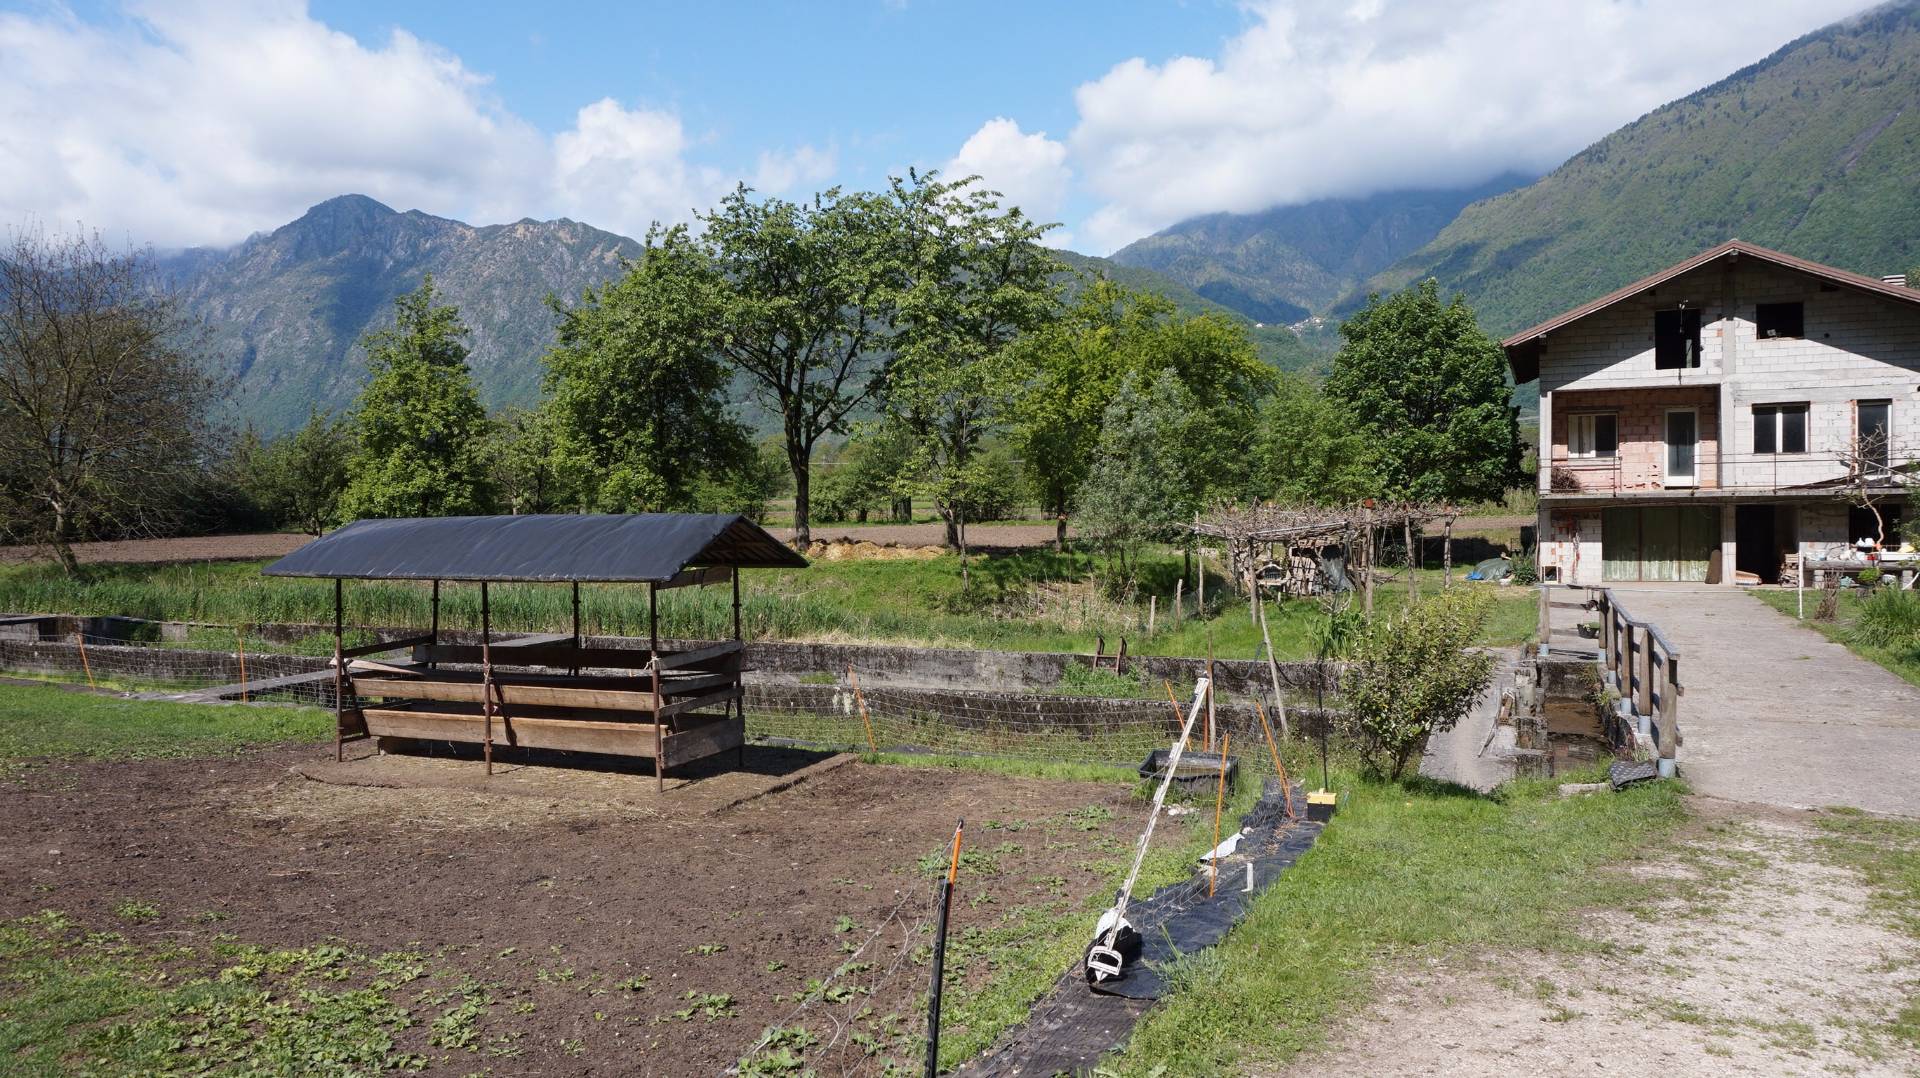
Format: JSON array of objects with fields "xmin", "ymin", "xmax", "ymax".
[
  {"xmin": 161, "ymin": 195, "xmax": 643, "ymax": 434},
  {"xmin": 1354, "ymin": 1, "xmax": 1920, "ymax": 335},
  {"xmin": 1051, "ymin": 250, "xmax": 1326, "ymax": 373},
  {"xmin": 1106, "ymin": 174, "xmax": 1529, "ymax": 323},
  {"xmin": 164, "ymin": 198, "xmax": 1329, "ymax": 436}
]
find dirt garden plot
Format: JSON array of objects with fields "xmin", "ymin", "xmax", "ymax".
[{"xmin": 1, "ymin": 742, "xmax": 1172, "ymax": 1074}]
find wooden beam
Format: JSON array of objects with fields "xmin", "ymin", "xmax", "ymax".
[
  {"xmin": 340, "ymin": 633, "xmax": 434, "ymax": 658},
  {"xmin": 361, "ymin": 708, "xmax": 663, "ymax": 757},
  {"xmin": 353, "ymin": 677, "xmax": 664, "ymax": 711},
  {"xmin": 658, "ymin": 566, "xmax": 735, "ymax": 591}
]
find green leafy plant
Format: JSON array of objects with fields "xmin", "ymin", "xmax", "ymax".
[{"xmin": 1343, "ymin": 590, "xmax": 1498, "ymax": 779}]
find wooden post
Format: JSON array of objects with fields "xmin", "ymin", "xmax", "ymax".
[
  {"xmin": 1209, "ymin": 734, "xmax": 1231, "ymax": 898},
  {"xmin": 332, "ymin": 578, "xmax": 344, "ymax": 761},
  {"xmin": 1599, "ymin": 591, "xmax": 1614, "ymax": 672},
  {"xmin": 1361, "ymin": 508, "xmax": 1375, "ymax": 616},
  {"xmin": 1148, "ymin": 596, "xmax": 1157, "ymax": 636},
  {"xmin": 1174, "ymin": 579, "xmax": 1184, "ymax": 628},
  {"xmin": 236, "ymin": 627, "xmax": 249, "ymax": 703},
  {"xmin": 733, "ymin": 568, "xmax": 744, "ymax": 766},
  {"xmin": 1634, "ymin": 627, "xmax": 1652, "ymax": 719},
  {"xmin": 1537, "ymin": 582, "xmax": 1551, "ymax": 654},
  {"xmin": 1660, "ymin": 652, "xmax": 1680, "ymax": 761},
  {"xmin": 570, "ymin": 580, "xmax": 582, "ymax": 676},
  {"xmin": 1197, "ymin": 549, "xmax": 1206, "ymax": 613},
  {"xmin": 1204, "ymin": 656, "xmax": 1216, "ymax": 752},
  {"xmin": 1256, "ymin": 599, "xmax": 1291, "ymax": 741},
  {"xmin": 429, "ymin": 579, "xmax": 440, "ymax": 671},
  {"xmin": 1442, "ymin": 516, "xmax": 1454, "ymax": 589},
  {"xmin": 1254, "ymin": 700, "xmax": 1295, "ymax": 818},
  {"xmin": 1404, "ymin": 516, "xmax": 1416, "ymax": 604},
  {"xmin": 650, "ymin": 582, "xmax": 663, "ymax": 793},
  {"xmin": 849, "ymin": 662, "xmax": 878, "ymax": 754},
  {"xmin": 1248, "ymin": 540, "xmax": 1259, "ymax": 627},
  {"xmin": 480, "ymin": 581, "xmax": 494, "ymax": 776},
  {"xmin": 74, "ymin": 630, "xmax": 95, "ymax": 689}
]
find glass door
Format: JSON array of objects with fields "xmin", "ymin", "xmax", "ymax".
[{"xmin": 1665, "ymin": 409, "xmax": 1698, "ymax": 488}]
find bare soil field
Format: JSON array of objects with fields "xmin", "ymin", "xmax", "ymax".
[
  {"xmin": 772, "ymin": 523, "xmax": 1063, "ymax": 551},
  {"xmin": 2, "ymin": 743, "xmax": 1159, "ymax": 1074},
  {"xmin": 0, "ymin": 533, "xmax": 313, "ymax": 566}
]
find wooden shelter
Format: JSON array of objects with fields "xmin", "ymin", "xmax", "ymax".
[
  {"xmin": 263, "ymin": 513, "xmax": 808, "ymax": 791},
  {"xmin": 1193, "ymin": 502, "xmax": 1460, "ymax": 615}
]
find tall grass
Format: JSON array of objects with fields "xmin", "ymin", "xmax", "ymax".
[{"xmin": 1848, "ymin": 588, "xmax": 1920, "ymax": 649}]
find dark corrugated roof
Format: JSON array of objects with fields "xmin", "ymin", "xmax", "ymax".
[
  {"xmin": 262, "ymin": 514, "xmax": 807, "ymax": 582},
  {"xmin": 1502, "ymin": 239, "xmax": 1920, "ymax": 383}
]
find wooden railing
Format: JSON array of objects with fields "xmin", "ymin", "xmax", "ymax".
[{"xmin": 1592, "ymin": 587, "xmax": 1682, "ymax": 770}]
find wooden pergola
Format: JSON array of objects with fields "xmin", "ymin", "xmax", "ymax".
[
  {"xmin": 1192, "ymin": 502, "xmax": 1461, "ymax": 616},
  {"xmin": 263, "ymin": 513, "xmax": 808, "ymax": 791}
]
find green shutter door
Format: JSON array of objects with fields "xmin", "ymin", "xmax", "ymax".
[
  {"xmin": 1678, "ymin": 507, "xmax": 1717, "ymax": 583},
  {"xmin": 1641, "ymin": 508, "xmax": 1682, "ymax": 581},
  {"xmin": 1603, "ymin": 508, "xmax": 1641, "ymax": 581}
]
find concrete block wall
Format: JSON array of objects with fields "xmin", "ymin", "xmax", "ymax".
[
  {"xmin": 1539, "ymin": 510, "xmax": 1603, "ymax": 586},
  {"xmin": 1536, "ymin": 260, "xmax": 1920, "ymax": 495}
]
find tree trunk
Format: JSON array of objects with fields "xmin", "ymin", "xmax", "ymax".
[
  {"xmin": 943, "ymin": 508, "xmax": 960, "ymax": 551},
  {"xmin": 1055, "ymin": 511, "xmax": 1068, "ymax": 552},
  {"xmin": 788, "ymin": 455, "xmax": 811, "ymax": 547}
]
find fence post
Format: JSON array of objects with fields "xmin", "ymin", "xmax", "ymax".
[
  {"xmin": 1537, "ymin": 583, "xmax": 1551, "ymax": 655},
  {"xmin": 1659, "ymin": 652, "xmax": 1680, "ymax": 766},
  {"xmin": 1634, "ymin": 628, "xmax": 1653, "ymax": 720}
]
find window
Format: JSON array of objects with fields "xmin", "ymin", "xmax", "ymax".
[
  {"xmin": 1753, "ymin": 404, "xmax": 1808, "ymax": 454},
  {"xmin": 1756, "ymin": 301, "xmax": 1804, "ymax": 339},
  {"xmin": 1858, "ymin": 400, "xmax": 1891, "ymax": 470},
  {"xmin": 1654, "ymin": 308, "xmax": 1702, "ymax": 369},
  {"xmin": 1569, "ymin": 413, "xmax": 1617, "ymax": 459}
]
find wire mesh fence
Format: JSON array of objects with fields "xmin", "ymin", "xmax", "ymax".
[{"xmin": 0, "ymin": 626, "xmax": 1337, "ymax": 776}]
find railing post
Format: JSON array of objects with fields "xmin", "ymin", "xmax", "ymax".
[
  {"xmin": 1598, "ymin": 590, "xmax": 1613, "ymax": 665},
  {"xmin": 1659, "ymin": 651, "xmax": 1680, "ymax": 769},
  {"xmin": 1634, "ymin": 627, "xmax": 1653, "ymax": 721}
]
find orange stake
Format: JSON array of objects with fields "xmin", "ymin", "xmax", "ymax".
[
  {"xmin": 1163, "ymin": 680, "xmax": 1183, "ymax": 736},
  {"xmin": 236, "ymin": 628, "xmax": 249, "ymax": 703},
  {"xmin": 946, "ymin": 818, "xmax": 965, "ymax": 884},
  {"xmin": 1210, "ymin": 733, "xmax": 1231, "ymax": 898},
  {"xmin": 848, "ymin": 663, "xmax": 878, "ymax": 754},
  {"xmin": 74, "ymin": 631, "xmax": 95, "ymax": 689},
  {"xmin": 1254, "ymin": 701, "xmax": 1296, "ymax": 819}
]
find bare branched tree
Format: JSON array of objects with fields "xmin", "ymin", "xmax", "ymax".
[
  {"xmin": 1835, "ymin": 428, "xmax": 1911, "ymax": 548},
  {"xmin": 0, "ymin": 227, "xmax": 219, "ymax": 572}
]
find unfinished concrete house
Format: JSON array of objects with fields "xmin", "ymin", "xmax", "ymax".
[{"xmin": 1505, "ymin": 240, "xmax": 1916, "ymax": 585}]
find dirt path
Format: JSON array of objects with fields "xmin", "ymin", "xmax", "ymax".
[
  {"xmin": 1270, "ymin": 799, "xmax": 1920, "ymax": 1077},
  {"xmin": 1604, "ymin": 584, "xmax": 1920, "ymax": 817}
]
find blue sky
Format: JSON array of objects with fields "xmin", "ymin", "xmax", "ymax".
[{"xmin": 0, "ymin": 0, "xmax": 1879, "ymax": 253}]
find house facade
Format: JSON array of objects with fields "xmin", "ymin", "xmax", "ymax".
[{"xmin": 1504, "ymin": 241, "xmax": 1916, "ymax": 586}]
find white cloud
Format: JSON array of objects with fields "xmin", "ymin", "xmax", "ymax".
[
  {"xmin": 0, "ymin": 1, "xmax": 802, "ymax": 247},
  {"xmin": 1068, "ymin": 0, "xmax": 1878, "ymax": 251},
  {"xmin": 946, "ymin": 118, "xmax": 1072, "ymax": 245},
  {"xmin": 751, "ymin": 143, "xmax": 840, "ymax": 196}
]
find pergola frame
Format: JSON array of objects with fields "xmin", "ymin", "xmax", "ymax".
[{"xmin": 1192, "ymin": 502, "xmax": 1462, "ymax": 615}]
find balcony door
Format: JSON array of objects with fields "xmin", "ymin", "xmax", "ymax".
[{"xmin": 1665, "ymin": 409, "xmax": 1698, "ymax": 488}]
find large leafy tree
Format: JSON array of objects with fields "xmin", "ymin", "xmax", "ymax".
[
  {"xmin": 1074, "ymin": 369, "xmax": 1205, "ymax": 592},
  {"xmin": 697, "ymin": 185, "xmax": 898, "ymax": 544},
  {"xmin": 883, "ymin": 171, "xmax": 1062, "ymax": 552},
  {"xmin": 338, "ymin": 277, "xmax": 494, "ymax": 519},
  {"xmin": 240, "ymin": 409, "xmax": 353, "ymax": 534},
  {"xmin": 1325, "ymin": 279, "xmax": 1520, "ymax": 503},
  {"xmin": 1248, "ymin": 375, "xmax": 1379, "ymax": 505},
  {"xmin": 0, "ymin": 228, "xmax": 220, "ymax": 571},
  {"xmin": 541, "ymin": 226, "xmax": 759, "ymax": 513},
  {"xmin": 1011, "ymin": 280, "xmax": 1274, "ymax": 546}
]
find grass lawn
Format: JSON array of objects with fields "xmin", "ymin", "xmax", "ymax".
[
  {"xmin": 1748, "ymin": 588, "xmax": 1920, "ymax": 688},
  {"xmin": 0, "ymin": 551, "xmax": 1537, "ymax": 663},
  {"xmin": 0, "ymin": 682, "xmax": 329, "ymax": 761},
  {"xmin": 1112, "ymin": 765, "xmax": 1689, "ymax": 1074}
]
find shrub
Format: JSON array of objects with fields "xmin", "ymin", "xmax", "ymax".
[
  {"xmin": 1847, "ymin": 588, "xmax": 1920, "ymax": 649},
  {"xmin": 1856, "ymin": 565, "xmax": 1882, "ymax": 586},
  {"xmin": 1510, "ymin": 553, "xmax": 1539, "ymax": 585},
  {"xmin": 1342, "ymin": 590, "xmax": 1497, "ymax": 780}
]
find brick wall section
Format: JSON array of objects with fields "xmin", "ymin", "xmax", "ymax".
[{"xmin": 1550, "ymin": 387, "xmax": 1720, "ymax": 492}]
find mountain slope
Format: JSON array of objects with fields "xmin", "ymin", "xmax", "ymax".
[
  {"xmin": 1354, "ymin": 1, "xmax": 1920, "ymax": 334},
  {"xmin": 1052, "ymin": 250, "xmax": 1326, "ymax": 372},
  {"xmin": 162, "ymin": 195, "xmax": 642, "ymax": 433},
  {"xmin": 1107, "ymin": 174, "xmax": 1529, "ymax": 323}
]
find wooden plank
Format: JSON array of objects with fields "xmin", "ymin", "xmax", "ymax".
[
  {"xmin": 657, "ymin": 685, "xmax": 743, "ymax": 720},
  {"xmin": 361, "ymin": 708, "xmax": 663, "ymax": 757},
  {"xmin": 490, "ymin": 632, "xmax": 573, "ymax": 649},
  {"xmin": 413, "ymin": 643, "xmax": 656, "ymax": 670},
  {"xmin": 665, "ymin": 715, "xmax": 745, "ymax": 767},
  {"xmin": 341, "ymin": 633, "xmax": 434, "ymax": 658},
  {"xmin": 656, "ymin": 640, "xmax": 744, "ymax": 671},
  {"xmin": 656, "ymin": 671, "xmax": 739, "ymax": 697},
  {"xmin": 353, "ymin": 676, "xmax": 661, "ymax": 711}
]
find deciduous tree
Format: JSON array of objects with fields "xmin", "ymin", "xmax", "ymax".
[
  {"xmin": 1342, "ymin": 589, "xmax": 1496, "ymax": 780},
  {"xmin": 0, "ymin": 228, "xmax": 220, "ymax": 571},
  {"xmin": 1074, "ymin": 369, "xmax": 1204, "ymax": 593},
  {"xmin": 1326, "ymin": 279, "xmax": 1520, "ymax": 503},
  {"xmin": 338, "ymin": 277, "xmax": 493, "ymax": 519},
  {"xmin": 240, "ymin": 409, "xmax": 353, "ymax": 534}
]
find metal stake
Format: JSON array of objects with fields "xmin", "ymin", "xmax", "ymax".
[{"xmin": 926, "ymin": 819, "xmax": 963, "ymax": 1077}]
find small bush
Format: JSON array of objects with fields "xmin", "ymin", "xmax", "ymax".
[
  {"xmin": 1848, "ymin": 588, "xmax": 1920, "ymax": 649},
  {"xmin": 1343, "ymin": 590, "xmax": 1497, "ymax": 780},
  {"xmin": 1510, "ymin": 553, "xmax": 1539, "ymax": 585},
  {"xmin": 1858, "ymin": 565, "xmax": 1883, "ymax": 586}
]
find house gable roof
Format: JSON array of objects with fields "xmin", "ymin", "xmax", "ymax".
[{"xmin": 1501, "ymin": 239, "xmax": 1920, "ymax": 384}]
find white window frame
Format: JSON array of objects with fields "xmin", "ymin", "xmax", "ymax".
[
  {"xmin": 1753, "ymin": 403, "xmax": 1809, "ymax": 456},
  {"xmin": 1664, "ymin": 408, "xmax": 1699, "ymax": 489},
  {"xmin": 1568, "ymin": 412, "xmax": 1617, "ymax": 460}
]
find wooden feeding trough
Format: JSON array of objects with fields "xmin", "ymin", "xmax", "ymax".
[{"xmin": 262, "ymin": 513, "xmax": 808, "ymax": 791}]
